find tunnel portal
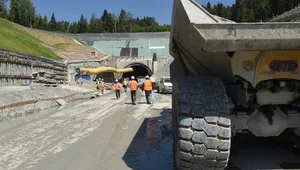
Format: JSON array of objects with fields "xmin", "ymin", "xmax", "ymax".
[{"xmin": 122, "ymin": 63, "xmax": 152, "ymax": 82}]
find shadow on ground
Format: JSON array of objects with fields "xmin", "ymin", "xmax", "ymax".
[
  {"xmin": 226, "ymin": 133, "xmax": 300, "ymax": 170},
  {"xmin": 122, "ymin": 109, "xmax": 175, "ymax": 170},
  {"xmin": 122, "ymin": 109, "xmax": 300, "ymax": 170}
]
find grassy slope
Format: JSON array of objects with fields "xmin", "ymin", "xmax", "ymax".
[
  {"xmin": 0, "ymin": 18, "xmax": 62, "ymax": 60},
  {"xmin": 21, "ymin": 27, "xmax": 102, "ymax": 53}
]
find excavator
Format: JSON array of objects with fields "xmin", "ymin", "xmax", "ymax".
[{"xmin": 170, "ymin": 0, "xmax": 300, "ymax": 169}]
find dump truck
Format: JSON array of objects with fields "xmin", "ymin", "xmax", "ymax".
[{"xmin": 169, "ymin": 0, "xmax": 300, "ymax": 169}]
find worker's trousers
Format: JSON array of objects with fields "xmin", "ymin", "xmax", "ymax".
[
  {"xmin": 145, "ymin": 90, "xmax": 152, "ymax": 104},
  {"xmin": 115, "ymin": 90, "xmax": 120, "ymax": 99},
  {"xmin": 131, "ymin": 90, "xmax": 136, "ymax": 104}
]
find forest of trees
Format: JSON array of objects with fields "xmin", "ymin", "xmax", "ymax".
[
  {"xmin": 203, "ymin": 0, "xmax": 300, "ymax": 22},
  {"xmin": 0, "ymin": 0, "xmax": 300, "ymax": 33},
  {"xmin": 0, "ymin": 0, "xmax": 170, "ymax": 33}
]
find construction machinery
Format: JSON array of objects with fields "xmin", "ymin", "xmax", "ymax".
[{"xmin": 169, "ymin": 0, "xmax": 300, "ymax": 169}]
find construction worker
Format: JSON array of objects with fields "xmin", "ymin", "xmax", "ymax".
[
  {"xmin": 100, "ymin": 79, "xmax": 105, "ymax": 95},
  {"xmin": 142, "ymin": 75, "xmax": 153, "ymax": 104},
  {"xmin": 129, "ymin": 76, "xmax": 138, "ymax": 105},
  {"xmin": 113, "ymin": 79, "xmax": 121, "ymax": 99},
  {"xmin": 123, "ymin": 79, "xmax": 128, "ymax": 93},
  {"xmin": 96, "ymin": 79, "xmax": 100, "ymax": 92}
]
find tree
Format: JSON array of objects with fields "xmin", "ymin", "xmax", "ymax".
[
  {"xmin": 89, "ymin": 13, "xmax": 97, "ymax": 33},
  {"xmin": 69, "ymin": 22, "xmax": 79, "ymax": 33},
  {"xmin": 49, "ymin": 13, "xmax": 57, "ymax": 31},
  {"xmin": 206, "ymin": 2, "xmax": 212, "ymax": 13},
  {"xmin": 125, "ymin": 11, "xmax": 133, "ymax": 32},
  {"xmin": 78, "ymin": 14, "xmax": 88, "ymax": 33},
  {"xmin": 106, "ymin": 13, "xmax": 116, "ymax": 33},
  {"xmin": 9, "ymin": 0, "xmax": 19, "ymax": 23},
  {"xmin": 95, "ymin": 18, "xmax": 104, "ymax": 33},
  {"xmin": 231, "ymin": 0, "xmax": 243, "ymax": 21},
  {"xmin": 255, "ymin": 0, "xmax": 271, "ymax": 21},
  {"xmin": 43, "ymin": 15, "xmax": 48, "ymax": 30},
  {"xmin": 0, "ymin": 0, "xmax": 7, "ymax": 19},
  {"xmin": 101, "ymin": 9, "xmax": 109, "ymax": 32},
  {"xmin": 32, "ymin": 14, "xmax": 42, "ymax": 29},
  {"xmin": 18, "ymin": 0, "xmax": 35, "ymax": 27},
  {"xmin": 117, "ymin": 9, "xmax": 126, "ymax": 32}
]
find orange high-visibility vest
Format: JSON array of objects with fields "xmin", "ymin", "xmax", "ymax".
[
  {"xmin": 115, "ymin": 83, "xmax": 121, "ymax": 90},
  {"xmin": 129, "ymin": 80, "xmax": 138, "ymax": 91},
  {"xmin": 144, "ymin": 79, "xmax": 152, "ymax": 91}
]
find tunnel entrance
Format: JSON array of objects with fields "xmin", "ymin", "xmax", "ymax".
[{"xmin": 123, "ymin": 63, "xmax": 152, "ymax": 82}]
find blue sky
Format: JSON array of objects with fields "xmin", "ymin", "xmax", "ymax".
[{"xmin": 31, "ymin": 0, "xmax": 235, "ymax": 25}]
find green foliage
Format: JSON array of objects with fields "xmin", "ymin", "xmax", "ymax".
[
  {"xmin": 0, "ymin": 0, "xmax": 7, "ymax": 18},
  {"xmin": 5, "ymin": 1, "xmax": 170, "ymax": 33},
  {"xmin": 0, "ymin": 18, "xmax": 62, "ymax": 60},
  {"xmin": 78, "ymin": 14, "xmax": 88, "ymax": 33},
  {"xmin": 3, "ymin": 0, "xmax": 300, "ymax": 34},
  {"xmin": 203, "ymin": 0, "xmax": 300, "ymax": 22},
  {"xmin": 18, "ymin": 0, "xmax": 35, "ymax": 27},
  {"xmin": 9, "ymin": 0, "xmax": 18, "ymax": 22},
  {"xmin": 49, "ymin": 13, "xmax": 56, "ymax": 31}
]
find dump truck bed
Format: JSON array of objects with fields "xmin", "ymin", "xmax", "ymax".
[
  {"xmin": 169, "ymin": 0, "xmax": 300, "ymax": 82},
  {"xmin": 170, "ymin": 0, "xmax": 300, "ymax": 53}
]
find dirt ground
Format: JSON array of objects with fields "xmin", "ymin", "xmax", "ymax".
[{"xmin": 0, "ymin": 90, "xmax": 300, "ymax": 170}]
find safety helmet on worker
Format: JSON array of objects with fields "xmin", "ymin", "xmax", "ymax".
[
  {"xmin": 131, "ymin": 76, "xmax": 135, "ymax": 80},
  {"xmin": 115, "ymin": 79, "xmax": 118, "ymax": 82},
  {"xmin": 145, "ymin": 75, "xmax": 149, "ymax": 79}
]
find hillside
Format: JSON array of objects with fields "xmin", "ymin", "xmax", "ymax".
[
  {"xmin": 0, "ymin": 19, "xmax": 102, "ymax": 61},
  {"xmin": 0, "ymin": 18, "xmax": 62, "ymax": 60},
  {"xmin": 20, "ymin": 28, "xmax": 100, "ymax": 53}
]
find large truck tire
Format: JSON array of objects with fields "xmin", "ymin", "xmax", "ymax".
[{"xmin": 172, "ymin": 76, "xmax": 231, "ymax": 170}]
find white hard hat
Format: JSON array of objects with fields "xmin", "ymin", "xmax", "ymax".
[
  {"xmin": 145, "ymin": 75, "xmax": 149, "ymax": 79},
  {"xmin": 115, "ymin": 79, "xmax": 118, "ymax": 82},
  {"xmin": 131, "ymin": 76, "xmax": 135, "ymax": 79}
]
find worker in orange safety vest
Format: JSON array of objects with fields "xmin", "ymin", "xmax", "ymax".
[
  {"xmin": 113, "ymin": 79, "xmax": 121, "ymax": 99},
  {"xmin": 129, "ymin": 76, "xmax": 138, "ymax": 105},
  {"xmin": 142, "ymin": 75, "xmax": 153, "ymax": 104}
]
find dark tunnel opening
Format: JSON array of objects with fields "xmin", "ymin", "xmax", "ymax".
[{"xmin": 123, "ymin": 64, "xmax": 152, "ymax": 82}]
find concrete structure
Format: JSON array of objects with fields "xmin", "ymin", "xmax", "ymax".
[
  {"xmin": 69, "ymin": 32, "xmax": 170, "ymax": 41},
  {"xmin": 91, "ymin": 38, "xmax": 170, "ymax": 57},
  {"xmin": 270, "ymin": 7, "xmax": 300, "ymax": 22},
  {"xmin": 66, "ymin": 55, "xmax": 114, "ymax": 83},
  {"xmin": 0, "ymin": 49, "xmax": 67, "ymax": 86},
  {"xmin": 67, "ymin": 33, "xmax": 172, "ymax": 81}
]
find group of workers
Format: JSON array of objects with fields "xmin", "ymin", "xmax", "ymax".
[
  {"xmin": 112, "ymin": 75, "xmax": 153, "ymax": 105},
  {"xmin": 95, "ymin": 78, "xmax": 105, "ymax": 95}
]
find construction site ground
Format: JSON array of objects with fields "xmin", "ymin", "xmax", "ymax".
[{"xmin": 0, "ymin": 87, "xmax": 300, "ymax": 170}]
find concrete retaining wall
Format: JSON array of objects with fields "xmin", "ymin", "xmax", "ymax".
[{"xmin": 0, "ymin": 49, "xmax": 67, "ymax": 86}]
